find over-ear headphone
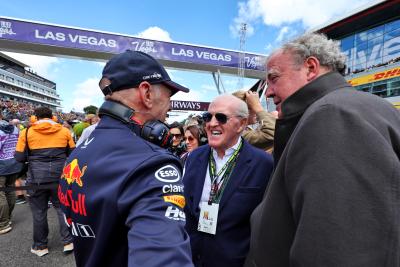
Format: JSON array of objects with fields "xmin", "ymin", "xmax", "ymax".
[
  {"xmin": 98, "ymin": 100, "xmax": 172, "ymax": 148},
  {"xmin": 30, "ymin": 115, "xmax": 58, "ymax": 124}
]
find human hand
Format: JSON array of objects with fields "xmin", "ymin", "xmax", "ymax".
[{"xmin": 245, "ymin": 91, "xmax": 263, "ymax": 113}]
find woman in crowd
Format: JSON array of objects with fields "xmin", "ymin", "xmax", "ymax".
[
  {"xmin": 168, "ymin": 122, "xmax": 186, "ymax": 157},
  {"xmin": 180, "ymin": 124, "xmax": 207, "ymax": 164}
]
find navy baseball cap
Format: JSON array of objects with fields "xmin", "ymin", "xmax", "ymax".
[{"xmin": 100, "ymin": 50, "xmax": 189, "ymax": 96}]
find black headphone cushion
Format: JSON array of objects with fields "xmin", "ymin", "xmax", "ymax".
[
  {"xmin": 141, "ymin": 120, "xmax": 172, "ymax": 148},
  {"xmin": 99, "ymin": 101, "xmax": 173, "ymax": 148}
]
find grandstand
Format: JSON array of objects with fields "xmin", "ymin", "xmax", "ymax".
[
  {"xmin": 0, "ymin": 51, "xmax": 61, "ymax": 113},
  {"xmin": 314, "ymin": 0, "xmax": 400, "ymax": 109}
]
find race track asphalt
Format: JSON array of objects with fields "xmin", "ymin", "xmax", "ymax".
[{"xmin": 0, "ymin": 202, "xmax": 76, "ymax": 267}]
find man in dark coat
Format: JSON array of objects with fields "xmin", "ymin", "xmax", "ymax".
[
  {"xmin": 245, "ymin": 33, "xmax": 400, "ymax": 267},
  {"xmin": 184, "ymin": 94, "xmax": 274, "ymax": 267}
]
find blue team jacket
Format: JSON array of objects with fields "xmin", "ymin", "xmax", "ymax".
[{"xmin": 59, "ymin": 116, "xmax": 193, "ymax": 267}]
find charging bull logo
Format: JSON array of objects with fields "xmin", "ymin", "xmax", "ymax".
[{"xmin": 61, "ymin": 159, "xmax": 87, "ymax": 187}]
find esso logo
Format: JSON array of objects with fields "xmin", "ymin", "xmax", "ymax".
[{"xmin": 155, "ymin": 165, "xmax": 180, "ymax": 183}]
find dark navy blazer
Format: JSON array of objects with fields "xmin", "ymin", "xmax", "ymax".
[{"xmin": 183, "ymin": 139, "xmax": 273, "ymax": 267}]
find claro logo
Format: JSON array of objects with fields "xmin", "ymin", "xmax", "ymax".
[{"xmin": 155, "ymin": 165, "xmax": 180, "ymax": 183}]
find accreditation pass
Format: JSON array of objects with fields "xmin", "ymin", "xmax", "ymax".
[{"xmin": 198, "ymin": 202, "xmax": 219, "ymax": 235}]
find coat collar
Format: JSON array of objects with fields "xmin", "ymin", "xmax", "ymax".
[
  {"xmin": 280, "ymin": 71, "xmax": 349, "ymax": 119},
  {"xmin": 273, "ymin": 71, "xmax": 350, "ymax": 164}
]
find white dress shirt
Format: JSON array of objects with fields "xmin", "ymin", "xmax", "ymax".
[{"xmin": 199, "ymin": 137, "xmax": 242, "ymax": 205}]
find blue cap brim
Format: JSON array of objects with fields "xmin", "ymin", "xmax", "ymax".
[{"xmin": 163, "ymin": 80, "xmax": 190, "ymax": 94}]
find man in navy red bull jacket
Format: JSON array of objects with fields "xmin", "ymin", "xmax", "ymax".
[{"xmin": 58, "ymin": 50, "xmax": 193, "ymax": 267}]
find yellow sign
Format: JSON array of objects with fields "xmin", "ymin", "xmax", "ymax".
[
  {"xmin": 348, "ymin": 66, "xmax": 400, "ymax": 86},
  {"xmin": 163, "ymin": 195, "xmax": 186, "ymax": 208}
]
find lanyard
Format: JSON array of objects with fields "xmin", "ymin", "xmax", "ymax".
[{"xmin": 208, "ymin": 139, "xmax": 243, "ymax": 204}]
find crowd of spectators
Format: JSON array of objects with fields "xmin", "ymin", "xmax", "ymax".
[
  {"xmin": 0, "ymin": 97, "xmax": 36, "ymax": 121},
  {"xmin": 350, "ymin": 56, "xmax": 400, "ymax": 75},
  {"xmin": 0, "ymin": 96, "xmax": 86, "ymax": 125}
]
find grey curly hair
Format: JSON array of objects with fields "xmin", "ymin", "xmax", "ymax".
[{"xmin": 277, "ymin": 33, "xmax": 346, "ymax": 73}]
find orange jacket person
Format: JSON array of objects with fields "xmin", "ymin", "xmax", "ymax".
[{"xmin": 15, "ymin": 106, "xmax": 75, "ymax": 257}]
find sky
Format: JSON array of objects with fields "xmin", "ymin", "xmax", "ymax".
[{"xmin": 1, "ymin": 0, "xmax": 372, "ymax": 121}]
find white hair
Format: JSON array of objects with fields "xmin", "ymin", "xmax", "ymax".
[{"xmin": 212, "ymin": 94, "xmax": 249, "ymax": 118}]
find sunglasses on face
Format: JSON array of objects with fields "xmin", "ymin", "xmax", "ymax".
[
  {"xmin": 202, "ymin": 112, "xmax": 234, "ymax": 124},
  {"xmin": 170, "ymin": 133, "xmax": 182, "ymax": 138},
  {"xmin": 184, "ymin": 136, "xmax": 195, "ymax": 142}
]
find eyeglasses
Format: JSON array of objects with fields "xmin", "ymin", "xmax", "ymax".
[
  {"xmin": 170, "ymin": 133, "xmax": 182, "ymax": 139},
  {"xmin": 202, "ymin": 112, "xmax": 236, "ymax": 124},
  {"xmin": 184, "ymin": 136, "xmax": 195, "ymax": 142}
]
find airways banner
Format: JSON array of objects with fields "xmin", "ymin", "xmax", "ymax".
[{"xmin": 170, "ymin": 100, "xmax": 209, "ymax": 111}]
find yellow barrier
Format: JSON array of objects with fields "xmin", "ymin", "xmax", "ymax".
[{"xmin": 348, "ymin": 66, "xmax": 400, "ymax": 86}]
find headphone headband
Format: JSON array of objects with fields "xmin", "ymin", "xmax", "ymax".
[
  {"xmin": 98, "ymin": 100, "xmax": 172, "ymax": 148},
  {"xmin": 98, "ymin": 100, "xmax": 135, "ymax": 124}
]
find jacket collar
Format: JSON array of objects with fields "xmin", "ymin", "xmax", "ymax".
[{"xmin": 280, "ymin": 71, "xmax": 349, "ymax": 119}]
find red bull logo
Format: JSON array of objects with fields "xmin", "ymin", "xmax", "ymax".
[
  {"xmin": 61, "ymin": 159, "xmax": 87, "ymax": 187},
  {"xmin": 58, "ymin": 186, "xmax": 87, "ymax": 216}
]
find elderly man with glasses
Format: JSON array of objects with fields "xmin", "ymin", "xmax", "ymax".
[{"xmin": 182, "ymin": 94, "xmax": 274, "ymax": 267}]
